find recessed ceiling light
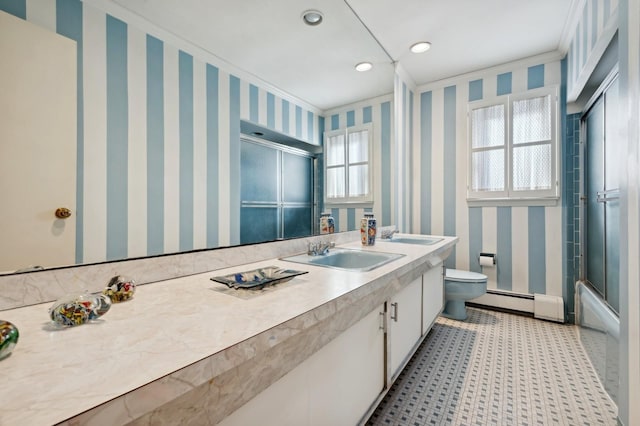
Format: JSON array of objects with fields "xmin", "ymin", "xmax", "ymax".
[
  {"xmin": 302, "ymin": 10, "xmax": 323, "ymax": 26},
  {"xmin": 410, "ymin": 41, "xmax": 431, "ymax": 53},
  {"xmin": 355, "ymin": 62, "xmax": 373, "ymax": 72}
]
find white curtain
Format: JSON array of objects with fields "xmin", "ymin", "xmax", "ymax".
[
  {"xmin": 512, "ymin": 95, "xmax": 552, "ymax": 190},
  {"xmin": 471, "ymin": 105, "xmax": 505, "ymax": 191},
  {"xmin": 348, "ymin": 130, "xmax": 369, "ymax": 196}
]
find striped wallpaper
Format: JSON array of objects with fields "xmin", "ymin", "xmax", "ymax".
[
  {"xmin": 0, "ymin": 0, "xmax": 323, "ymax": 264},
  {"xmin": 323, "ymin": 95, "xmax": 394, "ymax": 232},
  {"xmin": 413, "ymin": 59, "xmax": 565, "ymax": 297},
  {"xmin": 394, "ymin": 68, "xmax": 415, "ymax": 235},
  {"xmin": 3, "ymin": 0, "xmax": 577, "ymax": 305},
  {"xmin": 566, "ymin": 0, "xmax": 619, "ymax": 101}
]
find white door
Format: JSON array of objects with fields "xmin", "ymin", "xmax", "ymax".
[{"xmin": 0, "ymin": 11, "xmax": 77, "ymax": 272}]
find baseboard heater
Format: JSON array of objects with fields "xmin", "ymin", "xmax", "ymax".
[{"xmin": 468, "ymin": 289, "xmax": 565, "ymax": 323}]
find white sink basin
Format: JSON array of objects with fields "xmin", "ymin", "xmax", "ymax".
[
  {"xmin": 281, "ymin": 248, "xmax": 404, "ymax": 272},
  {"xmin": 379, "ymin": 234, "xmax": 443, "ymax": 245}
]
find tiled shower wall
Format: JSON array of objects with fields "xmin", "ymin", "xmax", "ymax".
[{"xmin": 565, "ymin": 113, "xmax": 582, "ymax": 322}]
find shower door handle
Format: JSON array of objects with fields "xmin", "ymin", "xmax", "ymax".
[{"xmin": 596, "ymin": 189, "xmax": 620, "ymax": 203}]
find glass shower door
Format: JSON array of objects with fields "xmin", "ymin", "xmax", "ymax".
[
  {"xmin": 581, "ymin": 74, "xmax": 620, "ymax": 404},
  {"xmin": 584, "ymin": 77, "xmax": 620, "ymax": 312},
  {"xmin": 603, "ymin": 79, "xmax": 620, "ymax": 313},
  {"xmin": 585, "ymin": 98, "xmax": 606, "ymax": 297},
  {"xmin": 240, "ymin": 139, "xmax": 314, "ymax": 245}
]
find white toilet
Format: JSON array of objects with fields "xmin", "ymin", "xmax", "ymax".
[{"xmin": 442, "ymin": 269, "xmax": 488, "ymax": 320}]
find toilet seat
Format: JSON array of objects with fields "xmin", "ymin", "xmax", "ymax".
[{"xmin": 445, "ymin": 269, "xmax": 487, "ymax": 283}]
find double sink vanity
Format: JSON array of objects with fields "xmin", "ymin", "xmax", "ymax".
[{"xmin": 0, "ymin": 231, "xmax": 456, "ymax": 425}]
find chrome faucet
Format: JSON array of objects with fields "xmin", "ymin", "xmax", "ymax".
[
  {"xmin": 380, "ymin": 229, "xmax": 398, "ymax": 240},
  {"xmin": 308, "ymin": 240, "xmax": 335, "ymax": 256}
]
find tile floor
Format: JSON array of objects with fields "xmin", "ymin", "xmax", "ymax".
[{"xmin": 366, "ymin": 307, "xmax": 618, "ymax": 426}]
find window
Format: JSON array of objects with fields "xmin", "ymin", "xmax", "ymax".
[
  {"xmin": 324, "ymin": 123, "xmax": 373, "ymax": 205},
  {"xmin": 468, "ymin": 86, "xmax": 558, "ymax": 203}
]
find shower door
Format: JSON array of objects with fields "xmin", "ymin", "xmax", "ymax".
[
  {"xmin": 583, "ymin": 75, "xmax": 620, "ymax": 313},
  {"xmin": 240, "ymin": 138, "xmax": 314, "ymax": 245},
  {"xmin": 581, "ymin": 74, "xmax": 620, "ymax": 403}
]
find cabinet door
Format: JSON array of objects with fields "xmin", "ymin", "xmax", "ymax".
[
  {"xmin": 388, "ymin": 277, "xmax": 423, "ymax": 380},
  {"xmin": 308, "ymin": 304, "xmax": 385, "ymax": 426},
  {"xmin": 219, "ymin": 304, "xmax": 385, "ymax": 426},
  {"xmin": 217, "ymin": 355, "xmax": 309, "ymax": 426},
  {"xmin": 422, "ymin": 264, "xmax": 444, "ymax": 335}
]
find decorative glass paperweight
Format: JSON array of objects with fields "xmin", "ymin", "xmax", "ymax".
[
  {"xmin": 0, "ymin": 320, "xmax": 19, "ymax": 360},
  {"xmin": 103, "ymin": 275, "xmax": 136, "ymax": 302},
  {"xmin": 49, "ymin": 292, "xmax": 112, "ymax": 327}
]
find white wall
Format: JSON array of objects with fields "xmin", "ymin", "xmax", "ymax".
[{"xmin": 617, "ymin": 0, "xmax": 640, "ymax": 423}]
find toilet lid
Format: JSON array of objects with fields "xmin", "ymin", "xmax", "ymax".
[{"xmin": 445, "ymin": 269, "xmax": 487, "ymax": 283}]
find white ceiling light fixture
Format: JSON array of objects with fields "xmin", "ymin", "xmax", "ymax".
[
  {"xmin": 355, "ymin": 62, "xmax": 373, "ymax": 72},
  {"xmin": 410, "ymin": 41, "xmax": 432, "ymax": 53},
  {"xmin": 302, "ymin": 9, "xmax": 324, "ymax": 26}
]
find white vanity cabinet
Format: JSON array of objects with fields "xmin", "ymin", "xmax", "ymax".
[
  {"xmin": 219, "ymin": 304, "xmax": 385, "ymax": 426},
  {"xmin": 388, "ymin": 276, "xmax": 423, "ymax": 381},
  {"xmin": 204, "ymin": 264, "xmax": 445, "ymax": 426},
  {"xmin": 387, "ymin": 263, "xmax": 444, "ymax": 382},
  {"xmin": 308, "ymin": 303, "xmax": 385, "ymax": 426},
  {"xmin": 422, "ymin": 263, "xmax": 445, "ymax": 335}
]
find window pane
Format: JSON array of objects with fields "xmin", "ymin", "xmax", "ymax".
[
  {"xmin": 513, "ymin": 143, "xmax": 552, "ymax": 190},
  {"xmin": 471, "ymin": 104, "xmax": 505, "ymax": 148},
  {"xmin": 326, "ymin": 167, "xmax": 345, "ymax": 198},
  {"xmin": 472, "ymin": 149, "xmax": 504, "ymax": 191},
  {"xmin": 326, "ymin": 134, "xmax": 345, "ymax": 166},
  {"xmin": 348, "ymin": 129, "xmax": 369, "ymax": 163},
  {"xmin": 348, "ymin": 164, "xmax": 368, "ymax": 196},
  {"xmin": 513, "ymin": 95, "xmax": 551, "ymax": 144}
]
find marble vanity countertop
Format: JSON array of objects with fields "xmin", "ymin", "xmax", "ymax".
[{"xmin": 0, "ymin": 236, "xmax": 457, "ymax": 426}]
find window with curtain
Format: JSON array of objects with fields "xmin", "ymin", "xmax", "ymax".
[
  {"xmin": 468, "ymin": 86, "xmax": 558, "ymax": 203},
  {"xmin": 324, "ymin": 123, "xmax": 373, "ymax": 204}
]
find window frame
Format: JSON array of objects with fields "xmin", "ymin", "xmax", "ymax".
[
  {"xmin": 323, "ymin": 123, "xmax": 374, "ymax": 206},
  {"xmin": 467, "ymin": 86, "xmax": 560, "ymax": 205}
]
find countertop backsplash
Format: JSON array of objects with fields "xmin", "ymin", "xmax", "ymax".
[{"xmin": 0, "ymin": 228, "xmax": 396, "ymax": 311}]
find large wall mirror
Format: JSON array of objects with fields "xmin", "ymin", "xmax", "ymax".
[{"xmin": 0, "ymin": 0, "xmax": 394, "ymax": 274}]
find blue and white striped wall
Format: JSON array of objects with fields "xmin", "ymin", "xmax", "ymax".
[
  {"xmin": 394, "ymin": 65, "xmax": 416, "ymax": 234},
  {"xmin": 413, "ymin": 56, "xmax": 565, "ymax": 298},
  {"xmin": 566, "ymin": 0, "xmax": 619, "ymax": 101},
  {"xmin": 0, "ymin": 0, "xmax": 323, "ymax": 264},
  {"xmin": 323, "ymin": 95, "xmax": 394, "ymax": 232}
]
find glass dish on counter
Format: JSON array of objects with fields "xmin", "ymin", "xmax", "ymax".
[{"xmin": 210, "ymin": 266, "xmax": 308, "ymax": 290}]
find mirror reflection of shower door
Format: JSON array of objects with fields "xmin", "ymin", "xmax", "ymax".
[
  {"xmin": 583, "ymin": 75, "xmax": 620, "ymax": 313},
  {"xmin": 240, "ymin": 139, "xmax": 313, "ymax": 245}
]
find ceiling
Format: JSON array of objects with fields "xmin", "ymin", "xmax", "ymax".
[{"xmin": 110, "ymin": 0, "xmax": 575, "ymax": 111}]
